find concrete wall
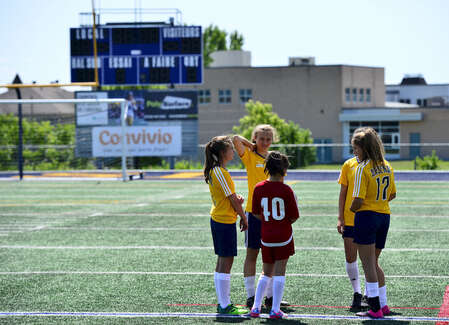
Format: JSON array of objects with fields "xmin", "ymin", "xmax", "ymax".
[{"xmin": 400, "ymin": 108, "xmax": 449, "ymax": 159}]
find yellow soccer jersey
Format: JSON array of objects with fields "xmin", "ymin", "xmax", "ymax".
[
  {"xmin": 208, "ymin": 166, "xmax": 237, "ymax": 224},
  {"xmin": 338, "ymin": 157, "xmax": 358, "ymax": 226},
  {"xmin": 353, "ymin": 159, "xmax": 397, "ymax": 214},
  {"xmin": 240, "ymin": 147, "xmax": 268, "ymax": 212}
]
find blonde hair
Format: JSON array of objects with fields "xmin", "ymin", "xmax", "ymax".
[
  {"xmin": 203, "ymin": 135, "xmax": 234, "ymax": 184},
  {"xmin": 351, "ymin": 127, "xmax": 385, "ymax": 169},
  {"xmin": 251, "ymin": 124, "xmax": 278, "ymax": 143}
]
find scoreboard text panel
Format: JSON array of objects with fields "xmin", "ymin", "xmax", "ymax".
[{"xmin": 70, "ymin": 25, "xmax": 202, "ymax": 85}]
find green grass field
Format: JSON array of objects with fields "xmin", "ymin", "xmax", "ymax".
[{"xmin": 0, "ymin": 180, "xmax": 448, "ymax": 324}]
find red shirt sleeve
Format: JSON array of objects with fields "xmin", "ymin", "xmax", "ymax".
[
  {"xmin": 287, "ymin": 187, "xmax": 300, "ymax": 222},
  {"xmin": 252, "ymin": 185, "xmax": 261, "ymax": 215}
]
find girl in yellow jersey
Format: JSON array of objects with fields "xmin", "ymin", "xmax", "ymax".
[
  {"xmin": 233, "ymin": 125, "xmax": 288, "ymax": 309},
  {"xmin": 204, "ymin": 135, "xmax": 248, "ymax": 315},
  {"xmin": 338, "ymin": 129, "xmax": 367, "ymax": 310},
  {"xmin": 349, "ymin": 127, "xmax": 397, "ymax": 319}
]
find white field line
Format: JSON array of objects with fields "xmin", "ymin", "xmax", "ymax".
[
  {"xmin": 0, "ymin": 311, "xmax": 448, "ymax": 322},
  {"xmin": 0, "ymin": 271, "xmax": 448, "ymax": 280},
  {"xmin": 17, "ymin": 201, "xmax": 449, "ymax": 208},
  {"xmin": 2, "ymin": 212, "xmax": 449, "ymax": 219},
  {"xmin": 1, "ymin": 245, "xmax": 448, "ymax": 252},
  {"xmin": 3, "ymin": 226, "xmax": 449, "ymax": 233}
]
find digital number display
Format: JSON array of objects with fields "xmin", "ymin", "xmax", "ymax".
[{"xmin": 70, "ymin": 25, "xmax": 202, "ymax": 85}]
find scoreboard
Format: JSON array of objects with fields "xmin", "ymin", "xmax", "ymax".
[{"xmin": 70, "ymin": 25, "xmax": 202, "ymax": 86}]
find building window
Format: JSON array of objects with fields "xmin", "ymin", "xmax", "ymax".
[
  {"xmin": 345, "ymin": 88, "xmax": 350, "ymax": 102},
  {"xmin": 239, "ymin": 89, "xmax": 252, "ymax": 103},
  {"xmin": 417, "ymin": 99, "xmax": 422, "ymax": 106},
  {"xmin": 423, "ymin": 99, "xmax": 427, "ymax": 107},
  {"xmin": 359, "ymin": 89, "xmax": 364, "ymax": 102},
  {"xmin": 352, "ymin": 88, "xmax": 357, "ymax": 102},
  {"xmin": 198, "ymin": 89, "xmax": 211, "ymax": 104},
  {"xmin": 366, "ymin": 88, "xmax": 371, "ymax": 102},
  {"xmin": 349, "ymin": 121, "xmax": 399, "ymax": 154},
  {"xmin": 218, "ymin": 89, "xmax": 232, "ymax": 104}
]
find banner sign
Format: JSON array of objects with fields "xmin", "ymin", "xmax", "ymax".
[
  {"xmin": 92, "ymin": 126, "xmax": 182, "ymax": 157},
  {"xmin": 75, "ymin": 92, "xmax": 108, "ymax": 125},
  {"xmin": 75, "ymin": 90, "xmax": 197, "ymax": 126}
]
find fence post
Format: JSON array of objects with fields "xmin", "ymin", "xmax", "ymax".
[{"xmin": 13, "ymin": 75, "xmax": 23, "ymax": 180}]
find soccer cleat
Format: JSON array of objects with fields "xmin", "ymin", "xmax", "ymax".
[
  {"xmin": 246, "ymin": 296, "xmax": 255, "ymax": 307},
  {"xmin": 269, "ymin": 310, "xmax": 288, "ymax": 319},
  {"xmin": 250, "ymin": 307, "xmax": 260, "ymax": 318},
  {"xmin": 361, "ymin": 295, "xmax": 369, "ymax": 307},
  {"xmin": 264, "ymin": 296, "xmax": 272, "ymax": 309},
  {"xmin": 351, "ymin": 292, "xmax": 362, "ymax": 309},
  {"xmin": 264, "ymin": 296, "xmax": 290, "ymax": 309},
  {"xmin": 217, "ymin": 304, "xmax": 248, "ymax": 315},
  {"xmin": 381, "ymin": 305, "xmax": 391, "ymax": 315},
  {"xmin": 356, "ymin": 309, "xmax": 384, "ymax": 318}
]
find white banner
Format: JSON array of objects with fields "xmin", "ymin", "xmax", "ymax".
[
  {"xmin": 92, "ymin": 126, "xmax": 182, "ymax": 157},
  {"xmin": 76, "ymin": 92, "xmax": 108, "ymax": 125}
]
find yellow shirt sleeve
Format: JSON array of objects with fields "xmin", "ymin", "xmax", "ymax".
[
  {"xmin": 353, "ymin": 161, "xmax": 369, "ymax": 199},
  {"xmin": 240, "ymin": 147, "xmax": 251, "ymax": 167},
  {"xmin": 338, "ymin": 161, "xmax": 349, "ymax": 186},
  {"xmin": 211, "ymin": 167, "xmax": 235, "ymax": 197}
]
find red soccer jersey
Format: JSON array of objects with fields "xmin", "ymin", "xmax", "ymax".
[{"xmin": 252, "ymin": 180, "xmax": 300, "ymax": 244}]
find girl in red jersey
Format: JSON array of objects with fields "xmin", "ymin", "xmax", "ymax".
[{"xmin": 249, "ymin": 151, "xmax": 300, "ymax": 319}]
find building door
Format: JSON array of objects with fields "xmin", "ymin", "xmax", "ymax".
[
  {"xmin": 409, "ymin": 133, "xmax": 421, "ymax": 159},
  {"xmin": 314, "ymin": 139, "xmax": 332, "ymax": 163}
]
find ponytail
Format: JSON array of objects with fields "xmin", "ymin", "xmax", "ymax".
[{"xmin": 204, "ymin": 135, "xmax": 233, "ymax": 183}]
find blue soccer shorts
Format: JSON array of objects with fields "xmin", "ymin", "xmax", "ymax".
[
  {"xmin": 354, "ymin": 210, "xmax": 390, "ymax": 249},
  {"xmin": 244, "ymin": 212, "xmax": 261, "ymax": 249},
  {"xmin": 342, "ymin": 225, "xmax": 355, "ymax": 239},
  {"xmin": 210, "ymin": 218, "xmax": 237, "ymax": 257}
]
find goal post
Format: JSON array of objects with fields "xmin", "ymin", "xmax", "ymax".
[{"xmin": 0, "ymin": 98, "xmax": 129, "ymax": 181}]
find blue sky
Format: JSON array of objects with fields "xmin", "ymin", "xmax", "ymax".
[{"xmin": 1, "ymin": 0, "xmax": 448, "ymax": 89}]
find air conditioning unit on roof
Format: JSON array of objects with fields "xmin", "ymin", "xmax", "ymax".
[{"xmin": 289, "ymin": 56, "xmax": 316, "ymax": 66}]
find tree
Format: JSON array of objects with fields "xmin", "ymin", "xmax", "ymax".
[
  {"xmin": 203, "ymin": 25, "xmax": 245, "ymax": 67},
  {"xmin": 232, "ymin": 101, "xmax": 316, "ymax": 167},
  {"xmin": 229, "ymin": 31, "xmax": 244, "ymax": 50}
]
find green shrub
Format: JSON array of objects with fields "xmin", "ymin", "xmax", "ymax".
[{"xmin": 415, "ymin": 150, "xmax": 441, "ymax": 170}]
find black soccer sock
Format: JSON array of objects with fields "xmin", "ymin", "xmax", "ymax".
[{"xmin": 368, "ymin": 296, "xmax": 381, "ymax": 312}]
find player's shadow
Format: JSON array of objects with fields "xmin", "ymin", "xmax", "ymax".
[
  {"xmin": 362, "ymin": 321, "xmax": 409, "ymax": 325},
  {"xmin": 213, "ymin": 315, "xmax": 308, "ymax": 324}
]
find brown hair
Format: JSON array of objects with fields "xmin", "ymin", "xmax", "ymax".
[
  {"xmin": 264, "ymin": 151, "xmax": 290, "ymax": 177},
  {"xmin": 203, "ymin": 135, "xmax": 234, "ymax": 183},
  {"xmin": 251, "ymin": 124, "xmax": 278, "ymax": 143},
  {"xmin": 351, "ymin": 127, "xmax": 385, "ymax": 169}
]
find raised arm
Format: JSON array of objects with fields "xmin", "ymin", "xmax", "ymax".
[{"xmin": 232, "ymin": 135, "xmax": 254, "ymax": 157}]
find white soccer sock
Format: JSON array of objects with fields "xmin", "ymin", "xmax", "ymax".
[
  {"xmin": 345, "ymin": 261, "xmax": 361, "ymax": 294},
  {"xmin": 365, "ymin": 281, "xmax": 379, "ymax": 298},
  {"xmin": 265, "ymin": 276, "xmax": 273, "ymax": 298},
  {"xmin": 244, "ymin": 276, "xmax": 256, "ymax": 298},
  {"xmin": 215, "ymin": 272, "xmax": 231, "ymax": 308},
  {"xmin": 272, "ymin": 276, "xmax": 286, "ymax": 313},
  {"xmin": 379, "ymin": 285, "xmax": 387, "ymax": 308},
  {"xmin": 253, "ymin": 275, "xmax": 270, "ymax": 310}
]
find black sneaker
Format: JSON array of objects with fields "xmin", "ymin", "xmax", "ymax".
[
  {"xmin": 246, "ymin": 296, "xmax": 255, "ymax": 307},
  {"xmin": 264, "ymin": 296, "xmax": 273, "ymax": 309},
  {"xmin": 351, "ymin": 292, "xmax": 362, "ymax": 309},
  {"xmin": 264, "ymin": 297, "xmax": 290, "ymax": 309},
  {"xmin": 361, "ymin": 295, "xmax": 369, "ymax": 307}
]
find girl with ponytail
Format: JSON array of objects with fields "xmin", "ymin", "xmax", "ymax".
[{"xmin": 203, "ymin": 135, "xmax": 248, "ymax": 315}]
